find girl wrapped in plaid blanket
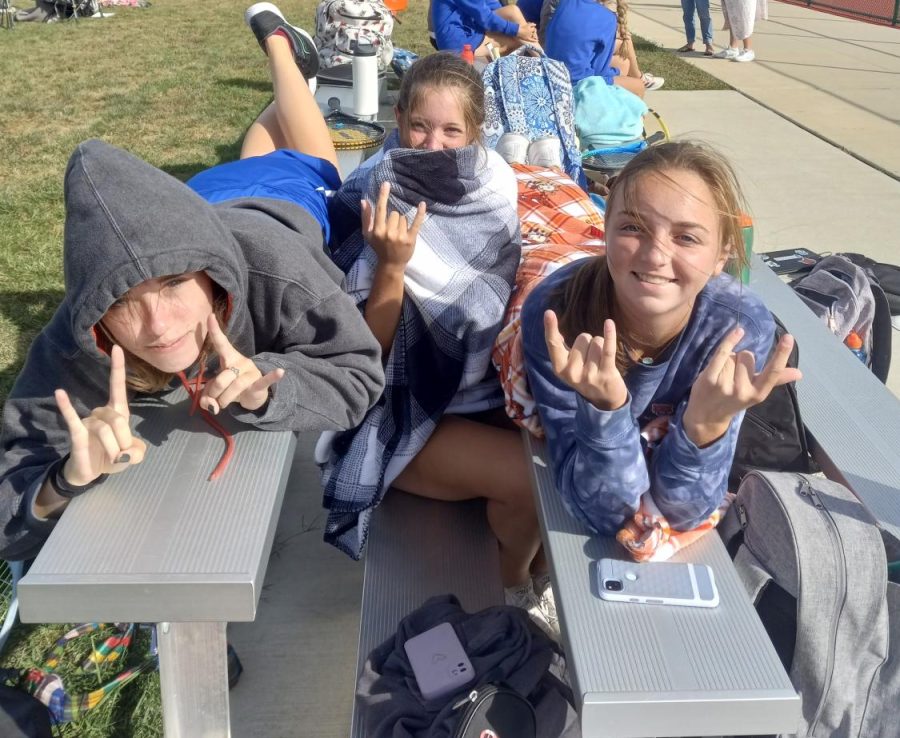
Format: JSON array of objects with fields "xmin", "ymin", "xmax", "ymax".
[{"xmin": 318, "ymin": 53, "xmax": 564, "ymax": 637}]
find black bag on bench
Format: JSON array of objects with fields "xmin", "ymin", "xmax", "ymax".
[
  {"xmin": 357, "ymin": 594, "xmax": 578, "ymax": 738},
  {"xmin": 729, "ymin": 317, "xmax": 817, "ymax": 490},
  {"xmin": 451, "ymin": 683, "xmax": 536, "ymax": 738}
]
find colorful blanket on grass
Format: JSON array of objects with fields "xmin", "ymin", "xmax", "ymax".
[{"xmin": 20, "ymin": 623, "xmax": 157, "ymax": 724}]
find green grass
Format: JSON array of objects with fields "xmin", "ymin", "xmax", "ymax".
[
  {"xmin": 632, "ymin": 35, "xmax": 730, "ymax": 90},
  {"xmin": 0, "ymin": 2, "xmax": 726, "ymax": 735}
]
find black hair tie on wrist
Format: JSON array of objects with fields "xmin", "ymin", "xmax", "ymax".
[{"xmin": 48, "ymin": 456, "xmax": 109, "ymax": 499}]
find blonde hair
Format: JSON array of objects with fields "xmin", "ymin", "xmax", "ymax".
[
  {"xmin": 614, "ymin": 0, "xmax": 630, "ymax": 39},
  {"xmin": 96, "ymin": 284, "xmax": 229, "ymax": 393},
  {"xmin": 396, "ymin": 52, "xmax": 484, "ymax": 146},
  {"xmin": 555, "ymin": 141, "xmax": 750, "ymax": 373}
]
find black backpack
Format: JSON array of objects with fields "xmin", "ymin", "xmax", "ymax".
[
  {"xmin": 0, "ymin": 676, "xmax": 52, "ymax": 738},
  {"xmin": 451, "ymin": 684, "xmax": 536, "ymax": 738},
  {"xmin": 729, "ymin": 316, "xmax": 817, "ymax": 490}
]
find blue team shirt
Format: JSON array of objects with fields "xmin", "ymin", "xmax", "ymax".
[
  {"xmin": 432, "ymin": 0, "xmax": 519, "ymax": 52},
  {"xmin": 521, "ymin": 259, "xmax": 775, "ymax": 535},
  {"xmin": 544, "ymin": 0, "xmax": 619, "ymax": 85}
]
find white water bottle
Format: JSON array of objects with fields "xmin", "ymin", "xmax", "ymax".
[{"xmin": 351, "ymin": 41, "xmax": 379, "ymax": 120}]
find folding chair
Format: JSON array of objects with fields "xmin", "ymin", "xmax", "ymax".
[
  {"xmin": 581, "ymin": 108, "xmax": 671, "ymax": 181},
  {"xmin": 0, "ymin": 559, "xmax": 24, "ymax": 655}
]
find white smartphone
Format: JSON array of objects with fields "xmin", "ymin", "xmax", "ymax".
[
  {"xmin": 403, "ymin": 622, "xmax": 475, "ymax": 701},
  {"xmin": 596, "ymin": 558, "xmax": 720, "ymax": 608}
]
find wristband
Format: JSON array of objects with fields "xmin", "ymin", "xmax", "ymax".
[{"xmin": 48, "ymin": 456, "xmax": 108, "ymax": 499}]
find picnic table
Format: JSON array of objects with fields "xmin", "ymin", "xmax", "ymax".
[{"xmin": 16, "ymin": 387, "xmax": 296, "ymax": 738}]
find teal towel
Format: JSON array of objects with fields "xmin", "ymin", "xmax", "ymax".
[{"xmin": 574, "ymin": 76, "xmax": 648, "ymax": 148}]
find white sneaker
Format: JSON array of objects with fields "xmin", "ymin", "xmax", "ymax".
[
  {"xmin": 533, "ymin": 574, "xmax": 559, "ymax": 631},
  {"xmin": 733, "ymin": 48, "xmax": 756, "ymax": 62},
  {"xmin": 526, "ymin": 135, "xmax": 563, "ymax": 170},
  {"xmin": 494, "ymin": 132, "xmax": 529, "ymax": 165},
  {"xmin": 714, "ymin": 47, "xmax": 740, "ymax": 60},
  {"xmin": 641, "ymin": 73, "xmax": 665, "ymax": 91},
  {"xmin": 505, "ymin": 582, "xmax": 560, "ymax": 641}
]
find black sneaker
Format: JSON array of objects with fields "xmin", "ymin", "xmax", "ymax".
[{"xmin": 244, "ymin": 2, "xmax": 319, "ymax": 80}]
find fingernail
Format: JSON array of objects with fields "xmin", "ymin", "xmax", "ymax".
[{"xmin": 115, "ymin": 453, "xmax": 131, "ymax": 464}]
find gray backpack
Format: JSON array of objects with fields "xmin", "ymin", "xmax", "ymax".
[
  {"xmin": 720, "ymin": 471, "xmax": 900, "ymax": 738},
  {"xmin": 790, "ymin": 254, "xmax": 892, "ymax": 382}
]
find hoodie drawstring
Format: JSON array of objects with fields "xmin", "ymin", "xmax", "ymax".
[{"xmin": 176, "ymin": 369, "xmax": 236, "ymax": 481}]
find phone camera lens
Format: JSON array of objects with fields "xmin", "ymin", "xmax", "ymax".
[{"xmin": 604, "ymin": 579, "xmax": 623, "ymax": 592}]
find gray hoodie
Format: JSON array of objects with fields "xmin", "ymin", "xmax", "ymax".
[{"xmin": 0, "ymin": 140, "xmax": 384, "ymax": 560}]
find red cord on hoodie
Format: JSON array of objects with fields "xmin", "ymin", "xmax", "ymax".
[{"xmin": 177, "ymin": 369, "xmax": 235, "ymax": 481}]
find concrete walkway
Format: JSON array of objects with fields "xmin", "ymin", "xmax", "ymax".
[
  {"xmin": 227, "ymin": 8, "xmax": 900, "ymax": 736},
  {"xmin": 629, "ymin": 0, "xmax": 900, "ymax": 179}
]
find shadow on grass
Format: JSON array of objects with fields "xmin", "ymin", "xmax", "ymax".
[
  {"xmin": 217, "ymin": 77, "xmax": 273, "ymax": 92},
  {"xmin": 0, "ymin": 290, "xmax": 64, "ymax": 402},
  {"xmin": 159, "ymin": 138, "xmax": 247, "ymax": 182}
]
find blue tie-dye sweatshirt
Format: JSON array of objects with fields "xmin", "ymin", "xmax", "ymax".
[{"xmin": 521, "ymin": 260, "xmax": 774, "ymax": 535}]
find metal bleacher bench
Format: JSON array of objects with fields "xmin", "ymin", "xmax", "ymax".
[
  {"xmin": 352, "ymin": 256, "xmax": 900, "ymax": 737},
  {"xmin": 16, "ymin": 387, "xmax": 296, "ymax": 738}
]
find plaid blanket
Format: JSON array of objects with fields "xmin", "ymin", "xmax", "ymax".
[
  {"xmin": 319, "ymin": 133, "xmax": 520, "ymax": 558},
  {"xmin": 492, "ymin": 164, "xmax": 605, "ymax": 436}
]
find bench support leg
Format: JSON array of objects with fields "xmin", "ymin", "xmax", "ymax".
[{"xmin": 157, "ymin": 621, "xmax": 230, "ymax": 738}]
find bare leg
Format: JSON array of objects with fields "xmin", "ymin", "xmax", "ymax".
[
  {"xmin": 614, "ymin": 36, "xmax": 643, "ymax": 78},
  {"xmin": 476, "ymin": 31, "xmax": 521, "ymax": 58},
  {"xmin": 473, "ymin": 3, "xmax": 541, "ymax": 57},
  {"xmin": 496, "ymin": 3, "xmax": 529, "ymax": 25},
  {"xmin": 614, "ymin": 74, "xmax": 646, "ymax": 98},
  {"xmin": 742, "ymin": 35, "xmax": 753, "ymax": 51},
  {"xmin": 393, "ymin": 415, "xmax": 542, "ymax": 588},
  {"xmin": 240, "ymin": 35, "xmax": 339, "ymax": 170}
]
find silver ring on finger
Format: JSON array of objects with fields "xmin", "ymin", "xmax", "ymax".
[{"xmin": 228, "ymin": 366, "xmax": 240, "ymax": 378}]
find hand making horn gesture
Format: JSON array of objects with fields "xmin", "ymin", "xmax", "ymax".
[
  {"xmin": 200, "ymin": 314, "xmax": 285, "ymax": 415},
  {"xmin": 54, "ymin": 345, "xmax": 147, "ymax": 487},
  {"xmin": 683, "ymin": 326, "xmax": 803, "ymax": 444},
  {"xmin": 544, "ymin": 310, "xmax": 628, "ymax": 411},
  {"xmin": 360, "ymin": 181, "xmax": 427, "ymax": 271}
]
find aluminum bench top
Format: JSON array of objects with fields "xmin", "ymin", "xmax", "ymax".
[
  {"xmin": 350, "ymin": 489, "xmax": 504, "ymax": 738},
  {"xmin": 525, "ymin": 432, "xmax": 800, "ymax": 738},
  {"xmin": 17, "ymin": 387, "xmax": 296, "ymax": 624},
  {"xmin": 748, "ymin": 255, "xmax": 900, "ymax": 538}
]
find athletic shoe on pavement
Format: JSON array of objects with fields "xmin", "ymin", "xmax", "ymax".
[
  {"xmin": 733, "ymin": 48, "xmax": 756, "ymax": 62},
  {"xmin": 642, "ymin": 72, "xmax": 665, "ymax": 91},
  {"xmin": 495, "ymin": 132, "xmax": 529, "ymax": 164},
  {"xmin": 527, "ymin": 135, "xmax": 563, "ymax": 170},
  {"xmin": 505, "ymin": 581, "xmax": 560, "ymax": 641},
  {"xmin": 714, "ymin": 46, "xmax": 740, "ymax": 60},
  {"xmin": 533, "ymin": 573, "xmax": 559, "ymax": 631},
  {"xmin": 244, "ymin": 2, "xmax": 319, "ymax": 80}
]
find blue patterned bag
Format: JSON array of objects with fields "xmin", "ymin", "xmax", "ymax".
[{"xmin": 481, "ymin": 47, "xmax": 586, "ymax": 189}]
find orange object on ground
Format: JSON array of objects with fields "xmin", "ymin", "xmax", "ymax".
[{"xmin": 383, "ymin": 0, "xmax": 407, "ymax": 11}]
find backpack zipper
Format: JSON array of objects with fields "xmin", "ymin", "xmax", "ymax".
[{"xmin": 798, "ymin": 475, "xmax": 848, "ymax": 736}]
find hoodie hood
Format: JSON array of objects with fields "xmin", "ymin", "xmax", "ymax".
[{"xmin": 63, "ymin": 139, "xmax": 248, "ymax": 359}]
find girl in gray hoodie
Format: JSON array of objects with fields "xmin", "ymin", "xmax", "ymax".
[{"xmin": 0, "ymin": 5, "xmax": 385, "ymax": 561}]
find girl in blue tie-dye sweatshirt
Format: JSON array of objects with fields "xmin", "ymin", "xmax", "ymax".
[{"xmin": 521, "ymin": 142, "xmax": 801, "ymax": 535}]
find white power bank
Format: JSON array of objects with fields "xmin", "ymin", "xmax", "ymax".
[{"xmin": 403, "ymin": 622, "xmax": 475, "ymax": 700}]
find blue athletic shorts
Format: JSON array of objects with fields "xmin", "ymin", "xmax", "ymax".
[{"xmin": 187, "ymin": 150, "xmax": 341, "ymax": 243}]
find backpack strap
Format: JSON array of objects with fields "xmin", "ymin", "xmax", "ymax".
[{"xmin": 732, "ymin": 544, "xmax": 772, "ymax": 605}]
